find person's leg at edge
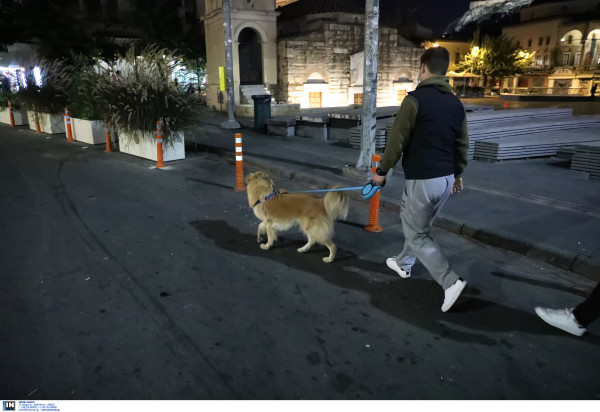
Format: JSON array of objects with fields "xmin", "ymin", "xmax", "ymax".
[{"xmin": 573, "ymin": 282, "xmax": 600, "ymax": 327}]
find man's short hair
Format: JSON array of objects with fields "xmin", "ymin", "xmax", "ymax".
[{"xmin": 421, "ymin": 47, "xmax": 450, "ymax": 75}]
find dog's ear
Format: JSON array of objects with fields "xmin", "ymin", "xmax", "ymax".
[{"xmin": 245, "ymin": 172, "xmax": 258, "ymax": 185}]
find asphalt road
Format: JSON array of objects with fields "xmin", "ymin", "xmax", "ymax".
[{"xmin": 1, "ymin": 125, "xmax": 599, "ymax": 400}]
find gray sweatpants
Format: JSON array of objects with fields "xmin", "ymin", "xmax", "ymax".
[{"xmin": 392, "ymin": 174, "xmax": 460, "ymax": 290}]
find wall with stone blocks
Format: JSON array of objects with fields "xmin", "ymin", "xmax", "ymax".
[{"xmin": 277, "ymin": 15, "xmax": 421, "ymax": 108}]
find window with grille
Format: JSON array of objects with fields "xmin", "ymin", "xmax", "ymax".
[{"xmin": 354, "ymin": 93, "xmax": 363, "ymax": 104}]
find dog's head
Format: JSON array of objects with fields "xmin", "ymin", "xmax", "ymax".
[
  {"xmin": 245, "ymin": 172, "xmax": 275, "ymax": 206},
  {"xmin": 245, "ymin": 171, "xmax": 274, "ymax": 188}
]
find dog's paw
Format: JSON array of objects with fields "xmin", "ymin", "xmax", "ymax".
[
  {"xmin": 260, "ymin": 243, "xmax": 271, "ymax": 250},
  {"xmin": 322, "ymin": 256, "xmax": 334, "ymax": 263},
  {"xmin": 297, "ymin": 247, "xmax": 308, "ymax": 253},
  {"xmin": 256, "ymin": 235, "xmax": 263, "ymax": 243}
]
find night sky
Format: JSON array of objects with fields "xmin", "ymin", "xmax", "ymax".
[
  {"xmin": 416, "ymin": 0, "xmax": 473, "ymax": 33},
  {"xmin": 381, "ymin": 0, "xmax": 474, "ymax": 35}
]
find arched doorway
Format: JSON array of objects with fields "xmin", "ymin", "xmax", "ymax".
[{"xmin": 238, "ymin": 28, "xmax": 263, "ymax": 85}]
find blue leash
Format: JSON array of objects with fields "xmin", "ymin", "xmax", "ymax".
[
  {"xmin": 291, "ymin": 187, "xmax": 363, "ymax": 193},
  {"xmin": 290, "ymin": 180, "xmax": 385, "ymax": 199}
]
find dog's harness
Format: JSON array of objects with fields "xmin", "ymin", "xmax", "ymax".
[{"xmin": 252, "ymin": 190, "xmax": 280, "ymax": 207}]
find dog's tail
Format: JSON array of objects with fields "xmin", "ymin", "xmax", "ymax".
[{"xmin": 324, "ymin": 188, "xmax": 349, "ymax": 221}]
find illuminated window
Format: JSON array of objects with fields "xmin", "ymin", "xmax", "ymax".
[
  {"xmin": 309, "ymin": 92, "xmax": 322, "ymax": 108},
  {"xmin": 354, "ymin": 93, "xmax": 363, "ymax": 104},
  {"xmin": 398, "ymin": 89, "xmax": 407, "ymax": 104}
]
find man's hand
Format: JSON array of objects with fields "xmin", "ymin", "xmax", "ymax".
[
  {"xmin": 452, "ymin": 177, "xmax": 463, "ymax": 194},
  {"xmin": 372, "ymin": 174, "xmax": 386, "ymax": 186}
]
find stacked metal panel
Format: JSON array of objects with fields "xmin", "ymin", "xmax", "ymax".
[
  {"xmin": 571, "ymin": 143, "xmax": 600, "ymax": 180},
  {"xmin": 473, "ymin": 129, "xmax": 600, "ymax": 162},
  {"xmin": 348, "ymin": 123, "xmax": 388, "ymax": 150},
  {"xmin": 468, "ymin": 114, "xmax": 600, "ymax": 159}
]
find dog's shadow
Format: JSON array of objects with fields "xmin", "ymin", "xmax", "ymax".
[{"xmin": 191, "ymin": 219, "xmax": 600, "ymax": 346}]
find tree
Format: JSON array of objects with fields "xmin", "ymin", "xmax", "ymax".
[
  {"xmin": 130, "ymin": 0, "xmax": 205, "ymax": 61},
  {"xmin": 456, "ymin": 33, "xmax": 534, "ymax": 87}
]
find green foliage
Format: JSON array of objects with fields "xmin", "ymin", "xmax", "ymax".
[
  {"xmin": 92, "ymin": 44, "xmax": 204, "ymax": 146},
  {"xmin": 67, "ymin": 54, "xmax": 104, "ymax": 120},
  {"xmin": 17, "ymin": 57, "xmax": 74, "ymax": 113},
  {"xmin": 0, "ymin": 74, "xmax": 20, "ymax": 108},
  {"xmin": 0, "ymin": 0, "xmax": 97, "ymax": 61},
  {"xmin": 129, "ymin": 0, "xmax": 205, "ymax": 61},
  {"xmin": 456, "ymin": 34, "xmax": 535, "ymax": 80}
]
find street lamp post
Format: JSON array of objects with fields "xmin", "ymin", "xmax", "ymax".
[
  {"xmin": 221, "ymin": 0, "xmax": 241, "ymax": 130},
  {"xmin": 356, "ymin": 0, "xmax": 380, "ymax": 170}
]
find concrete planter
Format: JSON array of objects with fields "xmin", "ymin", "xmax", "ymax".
[
  {"xmin": 118, "ymin": 130, "xmax": 185, "ymax": 162},
  {"xmin": 64, "ymin": 118, "xmax": 106, "ymax": 145},
  {"xmin": 0, "ymin": 107, "xmax": 28, "ymax": 126},
  {"xmin": 27, "ymin": 111, "xmax": 66, "ymax": 134}
]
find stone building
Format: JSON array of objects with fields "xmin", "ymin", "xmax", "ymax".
[
  {"xmin": 202, "ymin": 0, "xmax": 424, "ymax": 111},
  {"xmin": 501, "ymin": 0, "xmax": 600, "ymax": 94},
  {"xmin": 275, "ymin": 0, "xmax": 422, "ymax": 109}
]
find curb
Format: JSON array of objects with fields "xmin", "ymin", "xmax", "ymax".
[{"xmin": 214, "ymin": 146, "xmax": 600, "ymax": 282}]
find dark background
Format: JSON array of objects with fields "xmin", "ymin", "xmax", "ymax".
[{"xmin": 380, "ymin": 0, "xmax": 474, "ymax": 35}]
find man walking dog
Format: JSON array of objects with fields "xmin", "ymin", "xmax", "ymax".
[{"xmin": 372, "ymin": 46, "xmax": 469, "ymax": 312}]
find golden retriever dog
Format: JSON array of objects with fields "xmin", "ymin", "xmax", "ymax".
[{"xmin": 245, "ymin": 171, "xmax": 349, "ymax": 263}]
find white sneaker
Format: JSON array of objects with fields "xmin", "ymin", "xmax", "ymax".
[
  {"xmin": 441, "ymin": 279, "xmax": 467, "ymax": 312},
  {"xmin": 386, "ymin": 258, "xmax": 411, "ymax": 278},
  {"xmin": 535, "ymin": 307, "xmax": 586, "ymax": 336}
]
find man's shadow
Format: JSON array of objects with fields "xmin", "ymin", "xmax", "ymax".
[{"xmin": 191, "ymin": 219, "xmax": 600, "ymax": 346}]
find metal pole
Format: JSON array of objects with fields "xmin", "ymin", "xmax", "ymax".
[
  {"xmin": 221, "ymin": 0, "xmax": 241, "ymax": 129},
  {"xmin": 356, "ymin": 0, "xmax": 380, "ymax": 170}
]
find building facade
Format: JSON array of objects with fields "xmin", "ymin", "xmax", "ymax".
[
  {"xmin": 502, "ymin": 0, "xmax": 600, "ymax": 94},
  {"xmin": 202, "ymin": 0, "xmax": 423, "ymax": 111},
  {"xmin": 275, "ymin": 0, "xmax": 422, "ymax": 109}
]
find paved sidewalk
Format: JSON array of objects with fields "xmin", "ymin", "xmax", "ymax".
[{"xmin": 196, "ymin": 109, "xmax": 600, "ymax": 281}]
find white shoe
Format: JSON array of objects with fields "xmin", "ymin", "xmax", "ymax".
[
  {"xmin": 386, "ymin": 258, "xmax": 410, "ymax": 278},
  {"xmin": 535, "ymin": 307, "xmax": 586, "ymax": 336},
  {"xmin": 441, "ymin": 279, "xmax": 467, "ymax": 312}
]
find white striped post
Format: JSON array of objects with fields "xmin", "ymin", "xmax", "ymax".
[
  {"xmin": 7, "ymin": 100, "xmax": 15, "ymax": 127},
  {"xmin": 65, "ymin": 108, "xmax": 74, "ymax": 142},
  {"xmin": 234, "ymin": 133, "xmax": 245, "ymax": 192},
  {"xmin": 155, "ymin": 120, "xmax": 166, "ymax": 168}
]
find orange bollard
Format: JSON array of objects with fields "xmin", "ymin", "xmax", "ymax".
[
  {"xmin": 34, "ymin": 112, "xmax": 41, "ymax": 134},
  {"xmin": 234, "ymin": 132, "xmax": 245, "ymax": 192},
  {"xmin": 104, "ymin": 125, "xmax": 112, "ymax": 153},
  {"xmin": 155, "ymin": 120, "xmax": 166, "ymax": 168},
  {"xmin": 7, "ymin": 100, "xmax": 15, "ymax": 127},
  {"xmin": 65, "ymin": 107, "xmax": 74, "ymax": 142},
  {"xmin": 364, "ymin": 154, "xmax": 383, "ymax": 232}
]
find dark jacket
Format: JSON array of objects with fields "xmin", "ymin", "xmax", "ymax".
[{"xmin": 379, "ymin": 76, "xmax": 469, "ymax": 180}]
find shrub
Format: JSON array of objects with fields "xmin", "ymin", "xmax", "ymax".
[
  {"xmin": 0, "ymin": 74, "xmax": 21, "ymax": 109},
  {"xmin": 92, "ymin": 44, "xmax": 204, "ymax": 147},
  {"xmin": 17, "ymin": 57, "xmax": 74, "ymax": 114},
  {"xmin": 67, "ymin": 54, "xmax": 104, "ymax": 120}
]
